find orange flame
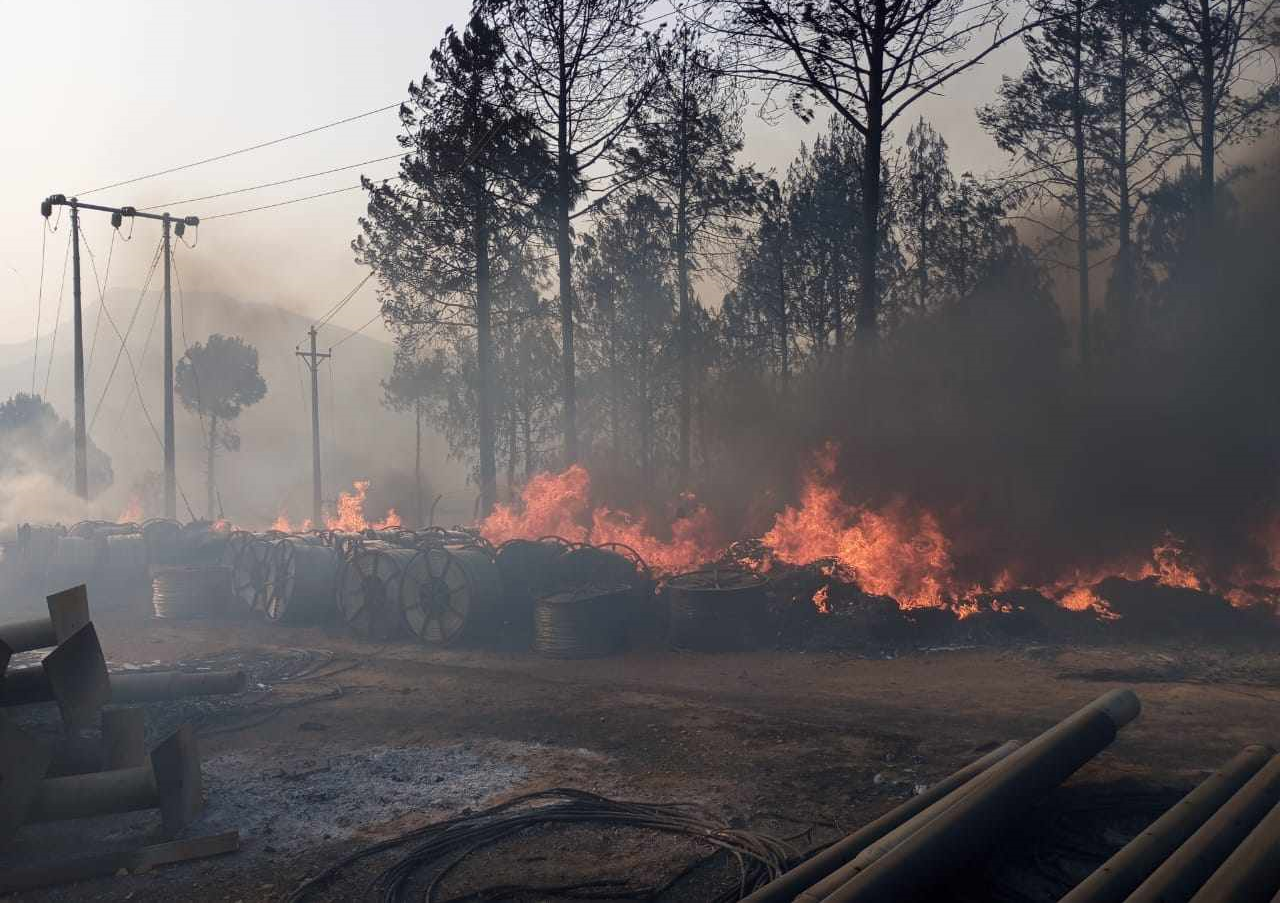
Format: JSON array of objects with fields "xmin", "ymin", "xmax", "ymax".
[
  {"xmin": 761, "ymin": 443, "xmax": 955, "ymax": 609},
  {"xmin": 478, "ymin": 466, "xmax": 716, "ymax": 574},
  {"xmin": 117, "ymin": 497, "xmax": 143, "ymax": 524},
  {"xmin": 323, "ymin": 480, "xmax": 399, "ymax": 533},
  {"xmin": 812, "ymin": 584, "xmax": 831, "ymax": 614}
]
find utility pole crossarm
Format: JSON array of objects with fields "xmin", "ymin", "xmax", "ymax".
[{"xmin": 41, "ymin": 194, "xmax": 199, "ymax": 511}]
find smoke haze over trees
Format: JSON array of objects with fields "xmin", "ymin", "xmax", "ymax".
[{"xmin": 349, "ymin": 0, "xmax": 1280, "ymax": 580}]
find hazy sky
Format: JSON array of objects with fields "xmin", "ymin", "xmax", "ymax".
[{"xmin": 1, "ymin": 0, "xmax": 1025, "ymax": 352}]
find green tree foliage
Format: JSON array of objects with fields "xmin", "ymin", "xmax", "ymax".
[
  {"xmin": 576, "ymin": 193, "xmax": 678, "ymax": 491},
  {"xmin": 630, "ymin": 22, "xmax": 758, "ymax": 482},
  {"xmin": 355, "ymin": 13, "xmax": 554, "ymax": 516},
  {"xmin": 979, "ymin": 0, "xmax": 1110, "ymax": 364},
  {"xmin": 0, "ymin": 393, "xmax": 113, "ymax": 498},
  {"xmin": 174, "ymin": 334, "xmax": 267, "ymax": 518},
  {"xmin": 479, "ymin": 0, "xmax": 655, "ymax": 465}
]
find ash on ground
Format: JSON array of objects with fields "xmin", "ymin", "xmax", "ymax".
[{"xmin": 196, "ymin": 742, "xmax": 529, "ymax": 855}]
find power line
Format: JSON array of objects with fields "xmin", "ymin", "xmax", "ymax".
[
  {"xmin": 140, "ymin": 153, "xmax": 405, "ymax": 211},
  {"xmin": 75, "ymin": 102, "xmax": 402, "ymax": 197},
  {"xmin": 200, "ymin": 179, "xmax": 393, "ymax": 221},
  {"xmin": 330, "ymin": 309, "xmax": 383, "ymax": 348},
  {"xmin": 31, "ymin": 225, "xmax": 47, "ymax": 395},
  {"xmin": 88, "ymin": 237, "xmax": 163, "ymax": 431},
  {"xmin": 86, "ymin": 227, "xmax": 118, "ymax": 378},
  {"xmin": 316, "ymin": 271, "xmax": 375, "ymax": 329},
  {"xmin": 43, "ymin": 232, "xmax": 72, "ymax": 398}
]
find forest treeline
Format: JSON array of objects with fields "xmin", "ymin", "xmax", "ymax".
[{"xmin": 359, "ymin": 0, "xmax": 1280, "ymax": 571}]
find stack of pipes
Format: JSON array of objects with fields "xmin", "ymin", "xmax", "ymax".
[{"xmin": 0, "ymin": 584, "xmax": 243, "ymax": 889}]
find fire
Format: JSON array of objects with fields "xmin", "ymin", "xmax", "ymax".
[
  {"xmin": 478, "ymin": 466, "xmax": 717, "ymax": 574},
  {"xmin": 1057, "ymin": 585, "xmax": 1118, "ymax": 619},
  {"xmin": 323, "ymin": 480, "xmax": 400, "ymax": 532},
  {"xmin": 474, "ymin": 443, "xmax": 1279, "ymax": 620},
  {"xmin": 117, "ymin": 497, "xmax": 143, "ymax": 524},
  {"xmin": 481, "ymin": 466, "xmax": 592, "ymax": 545},
  {"xmin": 761, "ymin": 443, "xmax": 955, "ymax": 609},
  {"xmin": 270, "ymin": 513, "xmax": 313, "ymax": 533}
]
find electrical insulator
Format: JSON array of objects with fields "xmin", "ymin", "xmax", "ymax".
[
  {"xmin": 111, "ymin": 211, "xmax": 122, "ymax": 229},
  {"xmin": 121, "ymin": 206, "xmax": 136, "ymax": 217},
  {"xmin": 174, "ymin": 221, "xmax": 185, "ymax": 238},
  {"xmin": 184, "ymin": 216, "xmax": 199, "ymax": 227},
  {"xmin": 40, "ymin": 199, "xmax": 52, "ymax": 218}
]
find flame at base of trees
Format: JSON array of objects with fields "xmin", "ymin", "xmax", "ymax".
[
  {"xmin": 325, "ymin": 480, "xmax": 401, "ymax": 533},
  {"xmin": 481, "ymin": 443, "xmax": 1280, "ymax": 620},
  {"xmin": 479, "ymin": 466, "xmax": 719, "ymax": 574}
]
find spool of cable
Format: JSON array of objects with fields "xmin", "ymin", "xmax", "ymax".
[
  {"xmin": 666, "ymin": 568, "xmax": 769, "ymax": 652},
  {"xmin": 151, "ymin": 565, "xmax": 232, "ymax": 619},
  {"xmin": 533, "ymin": 585, "xmax": 632, "ymax": 658}
]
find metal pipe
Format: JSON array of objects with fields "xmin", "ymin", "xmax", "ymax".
[
  {"xmin": 1059, "ymin": 744, "xmax": 1274, "ymax": 903},
  {"xmin": 110, "ymin": 670, "xmax": 247, "ymax": 703},
  {"xmin": 1126, "ymin": 753, "xmax": 1280, "ymax": 903},
  {"xmin": 1188, "ymin": 797, "xmax": 1280, "ymax": 903},
  {"xmin": 0, "ymin": 618, "xmax": 56, "ymax": 654},
  {"xmin": 742, "ymin": 740, "xmax": 1022, "ymax": 903},
  {"xmin": 816, "ymin": 689, "xmax": 1141, "ymax": 903},
  {"xmin": 25, "ymin": 766, "xmax": 158, "ymax": 822},
  {"xmin": 800, "ymin": 690, "xmax": 1139, "ymax": 902},
  {"xmin": 0, "ymin": 668, "xmax": 246, "ymax": 706},
  {"xmin": 0, "ymin": 585, "xmax": 91, "ymax": 653}
]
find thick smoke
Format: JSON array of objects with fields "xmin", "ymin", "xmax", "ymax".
[{"xmin": 689, "ymin": 163, "xmax": 1280, "ymax": 592}]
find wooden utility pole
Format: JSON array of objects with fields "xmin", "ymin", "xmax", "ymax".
[
  {"xmin": 296, "ymin": 327, "xmax": 330, "ymax": 526},
  {"xmin": 161, "ymin": 216, "xmax": 176, "ymax": 520},
  {"xmin": 69, "ymin": 202, "xmax": 87, "ymax": 500},
  {"xmin": 41, "ymin": 195, "xmax": 197, "ymax": 514}
]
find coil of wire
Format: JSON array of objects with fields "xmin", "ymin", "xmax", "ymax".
[
  {"xmin": 666, "ymin": 568, "xmax": 770, "ymax": 652},
  {"xmin": 151, "ymin": 564, "xmax": 233, "ymax": 619},
  {"xmin": 533, "ymin": 584, "xmax": 632, "ymax": 658},
  {"xmin": 265, "ymin": 538, "xmax": 340, "ymax": 624}
]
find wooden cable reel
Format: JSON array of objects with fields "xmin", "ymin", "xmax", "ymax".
[
  {"xmin": 338, "ymin": 545, "xmax": 417, "ymax": 639},
  {"xmin": 264, "ymin": 538, "xmax": 339, "ymax": 624},
  {"xmin": 399, "ymin": 547, "xmax": 503, "ymax": 645}
]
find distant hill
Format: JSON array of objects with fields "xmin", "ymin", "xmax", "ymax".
[{"xmin": 0, "ymin": 290, "xmax": 471, "ymax": 528}]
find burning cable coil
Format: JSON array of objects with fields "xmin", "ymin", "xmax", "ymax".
[
  {"xmin": 666, "ymin": 568, "xmax": 770, "ymax": 652},
  {"xmin": 284, "ymin": 788, "xmax": 798, "ymax": 903},
  {"xmin": 150, "ymin": 564, "xmax": 233, "ymax": 619},
  {"xmin": 397, "ymin": 546, "xmax": 503, "ymax": 646},
  {"xmin": 533, "ymin": 584, "xmax": 634, "ymax": 658},
  {"xmin": 264, "ymin": 537, "xmax": 341, "ymax": 624}
]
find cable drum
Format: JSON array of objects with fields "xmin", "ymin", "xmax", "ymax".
[
  {"xmin": 398, "ymin": 547, "xmax": 504, "ymax": 646},
  {"xmin": 17, "ymin": 524, "xmax": 64, "ymax": 585},
  {"xmin": 265, "ymin": 538, "xmax": 340, "ymax": 624},
  {"xmin": 533, "ymin": 585, "xmax": 633, "ymax": 658},
  {"xmin": 666, "ymin": 568, "xmax": 770, "ymax": 652},
  {"xmin": 337, "ymin": 545, "xmax": 417, "ymax": 640},
  {"xmin": 141, "ymin": 518, "xmax": 182, "ymax": 567},
  {"xmin": 102, "ymin": 532, "xmax": 149, "ymax": 585},
  {"xmin": 222, "ymin": 531, "xmax": 276, "ymax": 613},
  {"xmin": 151, "ymin": 564, "xmax": 233, "ymax": 619},
  {"xmin": 46, "ymin": 535, "xmax": 107, "ymax": 595}
]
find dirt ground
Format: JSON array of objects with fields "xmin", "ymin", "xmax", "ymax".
[{"xmin": 3, "ymin": 607, "xmax": 1279, "ymax": 903}]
